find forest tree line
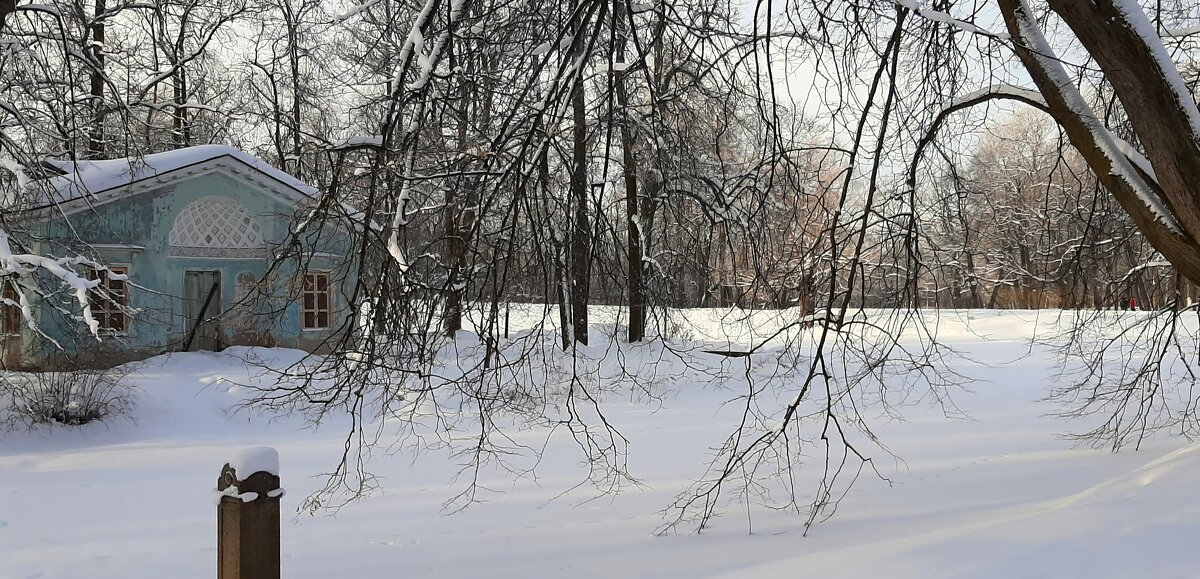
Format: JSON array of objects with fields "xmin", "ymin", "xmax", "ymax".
[{"xmin": 1, "ymin": 0, "xmax": 1196, "ymax": 352}]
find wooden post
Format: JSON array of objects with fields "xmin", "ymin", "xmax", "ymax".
[{"xmin": 217, "ymin": 448, "xmax": 282, "ymax": 579}]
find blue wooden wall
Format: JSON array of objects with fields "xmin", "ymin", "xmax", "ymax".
[{"xmin": 16, "ymin": 171, "xmax": 353, "ymax": 367}]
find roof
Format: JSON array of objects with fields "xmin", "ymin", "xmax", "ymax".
[{"xmin": 30, "ymin": 145, "xmax": 319, "ymax": 213}]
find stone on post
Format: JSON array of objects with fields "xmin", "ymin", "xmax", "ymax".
[{"xmin": 217, "ymin": 447, "xmax": 283, "ymax": 579}]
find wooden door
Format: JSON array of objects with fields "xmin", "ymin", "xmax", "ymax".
[
  {"xmin": 1, "ymin": 279, "xmax": 21, "ymax": 367},
  {"xmin": 184, "ymin": 270, "xmax": 222, "ymax": 351}
]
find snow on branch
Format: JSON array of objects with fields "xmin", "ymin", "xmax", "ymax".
[
  {"xmin": 944, "ymin": 85, "xmax": 1156, "ymax": 181},
  {"xmin": 382, "ymin": 0, "xmax": 468, "ymax": 278},
  {"xmin": 13, "ymin": 4, "xmax": 63, "ymax": 18},
  {"xmin": 389, "ymin": 0, "xmax": 467, "ymax": 93},
  {"xmin": 949, "ymin": 84, "xmax": 1045, "ymax": 109},
  {"xmin": 328, "ymin": 135, "xmax": 385, "ymax": 150},
  {"xmin": 1110, "ymin": 0, "xmax": 1200, "ymax": 144},
  {"xmin": 0, "ymin": 230, "xmax": 106, "ymax": 339},
  {"xmin": 332, "ymin": 0, "xmax": 385, "ymax": 24},
  {"xmin": 892, "ymin": 0, "xmax": 1010, "ymax": 40},
  {"xmin": 1010, "ymin": 0, "xmax": 1181, "ymax": 235},
  {"xmin": 910, "ymin": 83, "xmax": 1050, "ymax": 187},
  {"xmin": 1163, "ymin": 25, "xmax": 1200, "ymax": 38},
  {"xmin": 1110, "ymin": 136, "xmax": 1156, "ymax": 181},
  {"xmin": 0, "ymin": 152, "xmax": 28, "ymax": 193},
  {"xmin": 1120, "ymin": 260, "xmax": 1172, "ymax": 281},
  {"xmin": 912, "ymin": 79, "xmax": 1163, "ymax": 223}
]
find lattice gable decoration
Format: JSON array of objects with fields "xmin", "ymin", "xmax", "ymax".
[{"xmin": 168, "ymin": 196, "xmax": 267, "ymax": 258}]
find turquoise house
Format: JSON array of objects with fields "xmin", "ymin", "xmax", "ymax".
[{"xmin": 0, "ymin": 145, "xmax": 355, "ymax": 369}]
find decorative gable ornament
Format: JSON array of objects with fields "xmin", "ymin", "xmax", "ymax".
[{"xmin": 168, "ymin": 197, "xmax": 265, "ymax": 258}]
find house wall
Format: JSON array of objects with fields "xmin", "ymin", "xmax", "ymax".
[{"xmin": 16, "ymin": 172, "xmax": 353, "ymax": 369}]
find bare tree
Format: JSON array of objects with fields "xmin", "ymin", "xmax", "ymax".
[{"xmin": 9, "ymin": 0, "xmax": 1200, "ymax": 537}]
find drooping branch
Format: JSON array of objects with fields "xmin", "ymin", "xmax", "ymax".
[
  {"xmin": 910, "ymin": 84, "xmax": 1160, "ymax": 195},
  {"xmin": 909, "ymin": 84, "xmax": 1051, "ymax": 188}
]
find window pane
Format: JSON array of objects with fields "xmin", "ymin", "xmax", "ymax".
[
  {"xmin": 304, "ymin": 293, "xmax": 315, "ymax": 309},
  {"xmin": 303, "ymin": 311, "xmax": 315, "ymax": 329},
  {"xmin": 317, "ymin": 312, "xmax": 328, "ymax": 328},
  {"xmin": 317, "ymin": 293, "xmax": 328, "ymax": 310},
  {"xmin": 316, "ymin": 274, "xmax": 328, "ymax": 291},
  {"xmin": 110, "ymin": 268, "xmax": 128, "ymax": 307}
]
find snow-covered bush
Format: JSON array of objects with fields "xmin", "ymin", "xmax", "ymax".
[{"xmin": 0, "ymin": 366, "xmax": 136, "ymax": 428}]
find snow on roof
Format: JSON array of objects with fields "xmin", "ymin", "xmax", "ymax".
[
  {"xmin": 20, "ymin": 145, "xmax": 381, "ymax": 234},
  {"xmin": 40, "ymin": 145, "xmax": 318, "ymax": 206}
]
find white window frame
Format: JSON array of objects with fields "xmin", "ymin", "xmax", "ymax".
[
  {"xmin": 88, "ymin": 266, "xmax": 131, "ymax": 335},
  {"xmin": 301, "ymin": 271, "xmax": 331, "ymax": 331}
]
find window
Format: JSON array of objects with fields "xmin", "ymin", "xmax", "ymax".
[
  {"xmin": 301, "ymin": 272, "xmax": 331, "ymax": 330},
  {"xmin": 1, "ymin": 278, "xmax": 21, "ymax": 336},
  {"xmin": 88, "ymin": 266, "xmax": 129, "ymax": 334}
]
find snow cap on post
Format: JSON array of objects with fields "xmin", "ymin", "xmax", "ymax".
[
  {"xmin": 227, "ymin": 446, "xmax": 280, "ymax": 477},
  {"xmin": 217, "ymin": 447, "xmax": 282, "ymax": 579}
]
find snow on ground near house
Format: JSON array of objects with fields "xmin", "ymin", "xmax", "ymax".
[{"xmin": 2, "ymin": 309, "xmax": 1199, "ymax": 578}]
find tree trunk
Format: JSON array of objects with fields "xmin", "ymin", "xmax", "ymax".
[
  {"xmin": 173, "ymin": 69, "xmax": 189, "ymax": 147},
  {"xmin": 536, "ymin": 115, "xmax": 570, "ymax": 350},
  {"xmin": 87, "ymin": 0, "xmax": 106, "ymax": 158},
  {"xmin": 613, "ymin": 0, "xmax": 645, "ymax": 342},
  {"xmin": 442, "ymin": 187, "xmax": 464, "ymax": 338},
  {"xmin": 441, "ymin": 38, "xmax": 466, "ymax": 339},
  {"xmin": 569, "ymin": 70, "xmax": 590, "ymax": 346},
  {"xmin": 964, "ymin": 252, "xmax": 982, "ymax": 308},
  {"xmin": 0, "ymin": 0, "xmax": 15, "ymax": 32},
  {"xmin": 285, "ymin": 3, "xmax": 302, "ymax": 172}
]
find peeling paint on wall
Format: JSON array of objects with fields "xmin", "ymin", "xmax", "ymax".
[{"xmin": 11, "ymin": 171, "xmax": 353, "ymax": 369}]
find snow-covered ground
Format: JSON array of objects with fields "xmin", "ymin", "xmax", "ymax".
[{"xmin": 2, "ymin": 309, "xmax": 1198, "ymax": 578}]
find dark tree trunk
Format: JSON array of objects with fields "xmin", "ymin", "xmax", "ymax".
[
  {"xmin": 1018, "ymin": 244, "xmax": 1034, "ymax": 308},
  {"xmin": 442, "ymin": 187, "xmax": 465, "ymax": 338},
  {"xmin": 285, "ymin": 3, "xmax": 302, "ymax": 171},
  {"xmin": 87, "ymin": 0, "xmax": 107, "ymax": 158},
  {"xmin": 0, "ymin": 0, "xmax": 15, "ymax": 32},
  {"xmin": 173, "ymin": 71, "xmax": 189, "ymax": 147},
  {"xmin": 441, "ymin": 39, "xmax": 466, "ymax": 339},
  {"xmin": 613, "ymin": 0, "xmax": 645, "ymax": 342},
  {"xmin": 964, "ymin": 252, "xmax": 982, "ymax": 308},
  {"xmin": 570, "ymin": 72, "xmax": 590, "ymax": 345}
]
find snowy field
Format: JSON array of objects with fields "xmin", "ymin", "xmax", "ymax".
[{"xmin": 2, "ymin": 309, "xmax": 1199, "ymax": 578}]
